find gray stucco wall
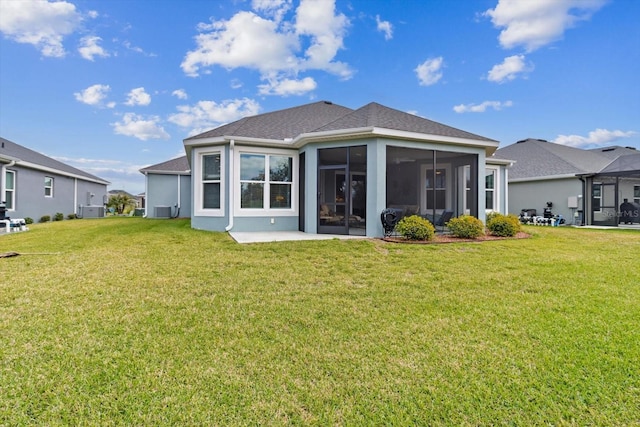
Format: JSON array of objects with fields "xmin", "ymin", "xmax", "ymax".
[
  {"xmin": 5, "ymin": 165, "xmax": 107, "ymax": 220},
  {"xmin": 145, "ymin": 173, "xmax": 191, "ymax": 218},
  {"xmin": 508, "ymin": 178, "xmax": 583, "ymax": 224}
]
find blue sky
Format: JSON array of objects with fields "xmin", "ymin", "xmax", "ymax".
[{"xmin": 1, "ymin": 0, "xmax": 638, "ymax": 194}]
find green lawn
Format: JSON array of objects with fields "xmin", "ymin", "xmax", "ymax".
[{"xmin": 1, "ymin": 218, "xmax": 639, "ymax": 425}]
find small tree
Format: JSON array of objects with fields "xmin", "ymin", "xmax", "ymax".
[{"xmin": 106, "ymin": 193, "xmax": 136, "ymax": 215}]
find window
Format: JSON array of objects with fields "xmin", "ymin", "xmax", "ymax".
[
  {"xmin": 634, "ymin": 185, "xmax": 640, "ymax": 204},
  {"xmin": 425, "ymin": 168, "xmax": 446, "ymax": 210},
  {"xmin": 202, "ymin": 154, "xmax": 221, "ymax": 209},
  {"xmin": 239, "ymin": 152, "xmax": 293, "ymax": 210},
  {"xmin": 485, "ymin": 169, "xmax": 496, "ymax": 211},
  {"xmin": 4, "ymin": 170, "xmax": 15, "ymax": 210},
  {"xmin": 194, "ymin": 147, "xmax": 225, "ymax": 216},
  {"xmin": 592, "ymin": 183, "xmax": 602, "ymax": 212},
  {"xmin": 44, "ymin": 176, "xmax": 54, "ymax": 197}
]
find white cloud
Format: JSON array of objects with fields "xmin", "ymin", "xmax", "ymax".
[
  {"xmin": 554, "ymin": 129, "xmax": 637, "ymax": 148},
  {"xmin": 487, "ymin": 55, "xmax": 533, "ymax": 83},
  {"xmin": 78, "ymin": 35, "xmax": 109, "ymax": 61},
  {"xmin": 258, "ymin": 76, "xmax": 317, "ymax": 96},
  {"xmin": 74, "ymin": 84, "xmax": 114, "ymax": 107},
  {"xmin": 112, "ymin": 113, "xmax": 170, "ymax": 141},
  {"xmin": 415, "ymin": 57, "xmax": 444, "ymax": 86},
  {"xmin": 453, "ymin": 100, "xmax": 513, "ymax": 113},
  {"xmin": 181, "ymin": 0, "xmax": 352, "ymax": 93},
  {"xmin": 0, "ymin": 0, "xmax": 82, "ymax": 57},
  {"xmin": 172, "ymin": 89, "xmax": 188, "ymax": 100},
  {"xmin": 376, "ymin": 15, "xmax": 393, "ymax": 40},
  {"xmin": 125, "ymin": 87, "xmax": 151, "ymax": 106},
  {"xmin": 252, "ymin": 0, "xmax": 293, "ymax": 22},
  {"xmin": 484, "ymin": 0, "xmax": 608, "ymax": 52},
  {"xmin": 168, "ymin": 98, "xmax": 261, "ymax": 135}
]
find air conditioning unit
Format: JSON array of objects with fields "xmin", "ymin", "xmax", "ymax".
[
  {"xmin": 154, "ymin": 206, "xmax": 172, "ymax": 218},
  {"xmin": 81, "ymin": 206, "xmax": 105, "ymax": 218}
]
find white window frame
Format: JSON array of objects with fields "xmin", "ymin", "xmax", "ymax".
[
  {"xmin": 593, "ymin": 183, "xmax": 602, "ymax": 212},
  {"xmin": 234, "ymin": 146, "xmax": 297, "ymax": 217},
  {"xmin": 44, "ymin": 176, "xmax": 54, "ymax": 198},
  {"xmin": 193, "ymin": 146, "xmax": 225, "ymax": 217},
  {"xmin": 634, "ymin": 185, "xmax": 640, "ymax": 205},
  {"xmin": 4, "ymin": 169, "xmax": 16, "ymax": 210},
  {"xmin": 485, "ymin": 167, "xmax": 498, "ymax": 213}
]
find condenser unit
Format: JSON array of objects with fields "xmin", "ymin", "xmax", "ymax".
[{"xmin": 154, "ymin": 206, "xmax": 172, "ymax": 218}]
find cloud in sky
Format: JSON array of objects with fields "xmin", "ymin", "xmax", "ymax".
[
  {"xmin": 487, "ymin": 55, "xmax": 533, "ymax": 83},
  {"xmin": 112, "ymin": 113, "xmax": 170, "ymax": 141},
  {"xmin": 376, "ymin": 15, "xmax": 393, "ymax": 40},
  {"xmin": 415, "ymin": 57, "xmax": 444, "ymax": 86},
  {"xmin": 554, "ymin": 128, "xmax": 637, "ymax": 148},
  {"xmin": 453, "ymin": 100, "xmax": 513, "ymax": 113},
  {"xmin": 168, "ymin": 98, "xmax": 261, "ymax": 136},
  {"xmin": 258, "ymin": 76, "xmax": 317, "ymax": 96},
  {"xmin": 74, "ymin": 84, "xmax": 115, "ymax": 108},
  {"xmin": 172, "ymin": 89, "xmax": 188, "ymax": 100},
  {"xmin": 0, "ymin": 0, "xmax": 82, "ymax": 57},
  {"xmin": 484, "ymin": 0, "xmax": 608, "ymax": 52},
  {"xmin": 125, "ymin": 87, "xmax": 151, "ymax": 106},
  {"xmin": 78, "ymin": 35, "xmax": 109, "ymax": 61},
  {"xmin": 181, "ymin": 0, "xmax": 351, "ymax": 96}
]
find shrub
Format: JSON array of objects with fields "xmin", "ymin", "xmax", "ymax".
[
  {"xmin": 67, "ymin": 213, "xmax": 78, "ymax": 220},
  {"xmin": 447, "ymin": 215, "xmax": 485, "ymax": 239},
  {"xmin": 487, "ymin": 213, "xmax": 521, "ymax": 237},
  {"xmin": 395, "ymin": 215, "xmax": 436, "ymax": 241},
  {"xmin": 24, "ymin": 217, "xmax": 34, "ymax": 225},
  {"xmin": 53, "ymin": 212, "xmax": 64, "ymax": 221},
  {"xmin": 39, "ymin": 215, "xmax": 51, "ymax": 223}
]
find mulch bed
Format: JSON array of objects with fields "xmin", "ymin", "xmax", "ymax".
[{"xmin": 382, "ymin": 231, "xmax": 530, "ymax": 244}]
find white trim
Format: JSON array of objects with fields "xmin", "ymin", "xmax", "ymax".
[
  {"xmin": 233, "ymin": 146, "xmax": 298, "ymax": 217},
  {"xmin": 485, "ymin": 166, "xmax": 498, "ymax": 213},
  {"xmin": 193, "ymin": 146, "xmax": 225, "ymax": 217},
  {"xmin": 509, "ymin": 174, "xmax": 578, "ymax": 183}
]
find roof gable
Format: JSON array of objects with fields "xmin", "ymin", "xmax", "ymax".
[
  {"xmin": 140, "ymin": 156, "xmax": 190, "ymax": 174},
  {"xmin": 1, "ymin": 137, "xmax": 109, "ymax": 184}
]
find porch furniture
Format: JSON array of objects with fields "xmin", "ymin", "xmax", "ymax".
[
  {"xmin": 423, "ymin": 210, "xmax": 454, "ymax": 232},
  {"xmin": 380, "ymin": 208, "xmax": 401, "ymax": 237},
  {"xmin": 619, "ymin": 200, "xmax": 640, "ymax": 224}
]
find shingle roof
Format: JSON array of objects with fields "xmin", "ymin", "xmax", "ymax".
[
  {"xmin": 315, "ymin": 102, "xmax": 496, "ymax": 142},
  {"xmin": 492, "ymin": 138, "xmax": 616, "ymax": 179},
  {"xmin": 599, "ymin": 152, "xmax": 640, "ymax": 176},
  {"xmin": 186, "ymin": 100, "xmax": 496, "ymax": 143},
  {"xmin": 139, "ymin": 156, "xmax": 190, "ymax": 174},
  {"xmin": 588, "ymin": 145, "xmax": 639, "ymax": 159},
  {"xmin": 0, "ymin": 136, "xmax": 109, "ymax": 184},
  {"xmin": 186, "ymin": 101, "xmax": 354, "ymax": 141}
]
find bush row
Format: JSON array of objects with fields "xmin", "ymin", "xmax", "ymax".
[
  {"xmin": 393, "ymin": 212, "xmax": 522, "ymax": 241},
  {"xmin": 37, "ymin": 213, "xmax": 79, "ymax": 223}
]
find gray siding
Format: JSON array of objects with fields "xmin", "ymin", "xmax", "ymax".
[
  {"xmin": 145, "ymin": 173, "xmax": 191, "ymax": 218},
  {"xmin": 508, "ymin": 178, "xmax": 583, "ymax": 224},
  {"xmin": 6, "ymin": 165, "xmax": 106, "ymax": 220}
]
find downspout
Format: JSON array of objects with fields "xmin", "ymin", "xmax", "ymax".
[
  {"xmin": 172, "ymin": 174, "xmax": 181, "ymax": 218},
  {"xmin": 73, "ymin": 178, "xmax": 78, "ymax": 215},
  {"xmin": 1, "ymin": 160, "xmax": 16, "ymax": 203},
  {"xmin": 225, "ymin": 139, "xmax": 235, "ymax": 231},
  {"xmin": 142, "ymin": 171, "xmax": 148, "ymax": 218}
]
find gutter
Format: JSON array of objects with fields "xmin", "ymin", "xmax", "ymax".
[{"xmin": 225, "ymin": 139, "xmax": 235, "ymax": 231}]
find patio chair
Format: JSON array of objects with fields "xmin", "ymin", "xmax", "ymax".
[{"xmin": 432, "ymin": 210, "xmax": 454, "ymax": 232}]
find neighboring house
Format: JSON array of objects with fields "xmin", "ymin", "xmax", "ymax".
[
  {"xmin": 143, "ymin": 101, "xmax": 510, "ymax": 237},
  {"xmin": 492, "ymin": 138, "xmax": 640, "ymax": 226},
  {"xmin": 1, "ymin": 136, "xmax": 109, "ymax": 220},
  {"xmin": 140, "ymin": 156, "xmax": 191, "ymax": 218}
]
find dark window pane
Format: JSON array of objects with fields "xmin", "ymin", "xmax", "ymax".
[
  {"xmin": 270, "ymin": 156, "xmax": 292, "ymax": 182},
  {"xmin": 203, "ymin": 183, "xmax": 220, "ymax": 209},
  {"xmin": 203, "ymin": 154, "xmax": 221, "ymax": 180},
  {"xmin": 270, "ymin": 184, "xmax": 291, "ymax": 208},
  {"xmin": 241, "ymin": 183, "xmax": 264, "ymax": 208}
]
